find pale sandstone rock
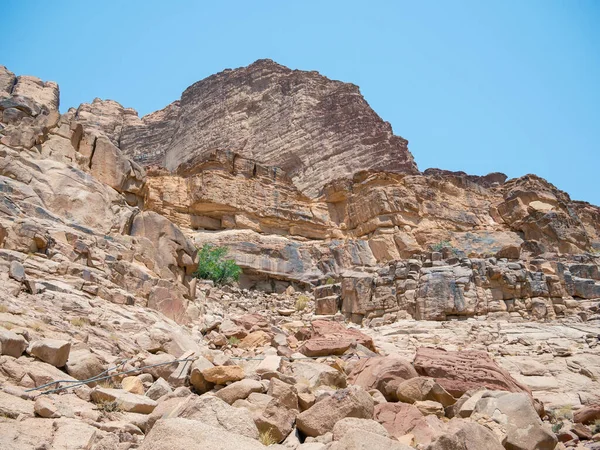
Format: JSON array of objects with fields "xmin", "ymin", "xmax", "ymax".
[
  {"xmin": 121, "ymin": 376, "xmax": 145, "ymax": 395},
  {"xmin": 288, "ymin": 361, "xmax": 347, "ymax": 390},
  {"xmin": 0, "ymin": 330, "xmax": 28, "ymax": 357},
  {"xmin": 255, "ymin": 399, "xmax": 297, "ymax": 443},
  {"xmin": 167, "ymin": 394, "xmax": 259, "ymax": 439},
  {"xmin": 332, "ymin": 417, "xmax": 390, "ymax": 440},
  {"xmin": 139, "ymin": 418, "xmax": 266, "ymax": 450},
  {"xmin": 396, "ymin": 377, "xmax": 455, "ymax": 407},
  {"xmin": 146, "ymin": 377, "xmax": 173, "ymax": 400},
  {"xmin": 34, "ymin": 395, "xmax": 60, "ymax": 418},
  {"xmin": 426, "ymin": 420, "xmax": 504, "ymax": 450},
  {"xmin": 0, "ymin": 390, "xmax": 34, "ymax": 418},
  {"xmin": 216, "ymin": 379, "xmax": 264, "ymax": 405},
  {"xmin": 29, "ymin": 338, "xmax": 71, "ymax": 367},
  {"xmin": 328, "ymin": 429, "xmax": 413, "ymax": 450},
  {"xmin": 472, "ymin": 391, "xmax": 557, "ymax": 450},
  {"xmin": 91, "ymin": 387, "xmax": 157, "ymax": 414},
  {"xmin": 202, "ymin": 365, "xmax": 244, "ymax": 384},
  {"xmin": 66, "ymin": 350, "xmax": 105, "ymax": 383}
]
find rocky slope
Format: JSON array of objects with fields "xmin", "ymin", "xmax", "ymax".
[{"xmin": 0, "ymin": 61, "xmax": 599, "ymax": 449}]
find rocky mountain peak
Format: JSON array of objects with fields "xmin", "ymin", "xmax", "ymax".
[{"xmin": 117, "ymin": 59, "xmax": 419, "ymax": 197}]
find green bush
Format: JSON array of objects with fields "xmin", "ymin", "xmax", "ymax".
[{"xmin": 193, "ymin": 244, "xmax": 242, "ymax": 285}]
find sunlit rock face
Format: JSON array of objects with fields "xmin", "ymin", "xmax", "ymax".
[{"xmin": 117, "ymin": 59, "xmax": 419, "ymax": 198}]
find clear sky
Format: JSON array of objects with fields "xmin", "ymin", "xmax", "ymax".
[{"xmin": 3, "ymin": 1, "xmax": 599, "ymax": 205}]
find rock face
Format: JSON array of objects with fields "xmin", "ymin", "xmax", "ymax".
[{"xmin": 120, "ymin": 59, "xmax": 418, "ymax": 198}]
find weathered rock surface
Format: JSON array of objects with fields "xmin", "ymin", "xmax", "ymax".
[
  {"xmin": 413, "ymin": 347, "xmax": 531, "ymax": 397},
  {"xmin": 120, "ymin": 59, "xmax": 418, "ymax": 198},
  {"xmin": 139, "ymin": 418, "xmax": 266, "ymax": 450}
]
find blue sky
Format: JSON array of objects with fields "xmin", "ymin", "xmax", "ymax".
[{"xmin": 3, "ymin": 1, "xmax": 599, "ymax": 205}]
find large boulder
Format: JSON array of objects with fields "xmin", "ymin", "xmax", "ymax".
[
  {"xmin": 472, "ymin": 391, "xmax": 557, "ymax": 450},
  {"xmin": 28, "ymin": 339, "xmax": 71, "ymax": 367},
  {"xmin": 0, "ymin": 330, "xmax": 28, "ymax": 358},
  {"xmin": 216, "ymin": 379, "xmax": 265, "ymax": 405},
  {"xmin": 413, "ymin": 347, "xmax": 531, "ymax": 397},
  {"xmin": 348, "ymin": 355, "xmax": 418, "ymax": 400},
  {"xmin": 255, "ymin": 399, "xmax": 297, "ymax": 443},
  {"xmin": 91, "ymin": 388, "xmax": 157, "ymax": 414},
  {"xmin": 426, "ymin": 420, "xmax": 504, "ymax": 450},
  {"xmin": 396, "ymin": 377, "xmax": 455, "ymax": 407},
  {"xmin": 296, "ymin": 386, "xmax": 374, "ymax": 437},
  {"xmin": 167, "ymin": 394, "xmax": 259, "ymax": 440},
  {"xmin": 288, "ymin": 361, "xmax": 347, "ymax": 390},
  {"xmin": 139, "ymin": 418, "xmax": 266, "ymax": 450},
  {"xmin": 332, "ymin": 417, "xmax": 390, "ymax": 440},
  {"xmin": 329, "ymin": 430, "xmax": 413, "ymax": 450},
  {"xmin": 65, "ymin": 350, "xmax": 105, "ymax": 383},
  {"xmin": 374, "ymin": 402, "xmax": 424, "ymax": 440}
]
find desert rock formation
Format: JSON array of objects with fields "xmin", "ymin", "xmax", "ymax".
[{"xmin": 0, "ymin": 61, "xmax": 599, "ymax": 449}]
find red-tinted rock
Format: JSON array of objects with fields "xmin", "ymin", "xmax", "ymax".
[
  {"xmin": 347, "ymin": 355, "xmax": 418, "ymax": 400},
  {"xmin": 574, "ymin": 404, "xmax": 600, "ymax": 425},
  {"xmin": 413, "ymin": 347, "xmax": 531, "ymax": 397},
  {"xmin": 374, "ymin": 402, "xmax": 424, "ymax": 439},
  {"xmin": 298, "ymin": 320, "xmax": 375, "ymax": 357}
]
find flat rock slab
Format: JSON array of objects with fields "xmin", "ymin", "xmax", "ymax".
[{"xmin": 91, "ymin": 388, "xmax": 157, "ymax": 414}]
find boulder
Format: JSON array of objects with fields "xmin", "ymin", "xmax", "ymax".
[
  {"xmin": 91, "ymin": 388, "xmax": 157, "ymax": 414},
  {"xmin": 574, "ymin": 403, "xmax": 600, "ymax": 424},
  {"xmin": 121, "ymin": 376, "xmax": 145, "ymax": 395},
  {"xmin": 141, "ymin": 353, "xmax": 178, "ymax": 381},
  {"xmin": 29, "ymin": 339, "xmax": 71, "ymax": 367},
  {"xmin": 34, "ymin": 396, "xmax": 60, "ymax": 418},
  {"xmin": 66, "ymin": 350, "xmax": 105, "ymax": 383},
  {"xmin": 413, "ymin": 347, "xmax": 531, "ymax": 397},
  {"xmin": 472, "ymin": 391, "xmax": 557, "ymax": 450},
  {"xmin": 414, "ymin": 400, "xmax": 444, "ymax": 418},
  {"xmin": 146, "ymin": 377, "xmax": 173, "ymax": 400},
  {"xmin": 348, "ymin": 355, "xmax": 418, "ymax": 400},
  {"xmin": 168, "ymin": 394, "xmax": 259, "ymax": 440},
  {"xmin": 267, "ymin": 378, "xmax": 298, "ymax": 410},
  {"xmin": 288, "ymin": 361, "xmax": 347, "ymax": 390},
  {"xmin": 216, "ymin": 379, "xmax": 264, "ymax": 405},
  {"xmin": 190, "ymin": 356, "xmax": 215, "ymax": 393},
  {"xmin": 299, "ymin": 320, "xmax": 375, "ymax": 357},
  {"xmin": 9, "ymin": 260, "xmax": 26, "ymax": 282},
  {"xmin": 396, "ymin": 377, "xmax": 455, "ymax": 407},
  {"xmin": 328, "ymin": 429, "xmax": 413, "ymax": 450},
  {"xmin": 296, "ymin": 386, "xmax": 374, "ymax": 437},
  {"xmin": 332, "ymin": 417, "xmax": 390, "ymax": 440},
  {"xmin": 426, "ymin": 421, "xmax": 504, "ymax": 450},
  {"xmin": 0, "ymin": 330, "xmax": 28, "ymax": 358},
  {"xmin": 374, "ymin": 402, "xmax": 424, "ymax": 440},
  {"xmin": 202, "ymin": 365, "xmax": 244, "ymax": 384},
  {"xmin": 139, "ymin": 418, "xmax": 266, "ymax": 450},
  {"xmin": 255, "ymin": 399, "xmax": 297, "ymax": 443}
]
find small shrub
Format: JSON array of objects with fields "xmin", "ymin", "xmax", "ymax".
[
  {"xmin": 0, "ymin": 305, "xmax": 8, "ymax": 313},
  {"xmin": 551, "ymin": 422, "xmax": 563, "ymax": 434},
  {"xmin": 193, "ymin": 244, "xmax": 241, "ymax": 285},
  {"xmin": 31, "ymin": 322, "xmax": 44, "ymax": 332},
  {"xmin": 325, "ymin": 277, "xmax": 335, "ymax": 285},
  {"xmin": 228, "ymin": 336, "xmax": 240, "ymax": 346},
  {"xmin": 431, "ymin": 240, "xmax": 452, "ymax": 252},
  {"xmin": 259, "ymin": 429, "xmax": 278, "ymax": 446},
  {"xmin": 97, "ymin": 378, "xmax": 119, "ymax": 389},
  {"xmin": 295, "ymin": 295, "xmax": 310, "ymax": 311},
  {"xmin": 96, "ymin": 399, "xmax": 121, "ymax": 413},
  {"xmin": 70, "ymin": 317, "xmax": 89, "ymax": 328},
  {"xmin": 555, "ymin": 405, "xmax": 573, "ymax": 420}
]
